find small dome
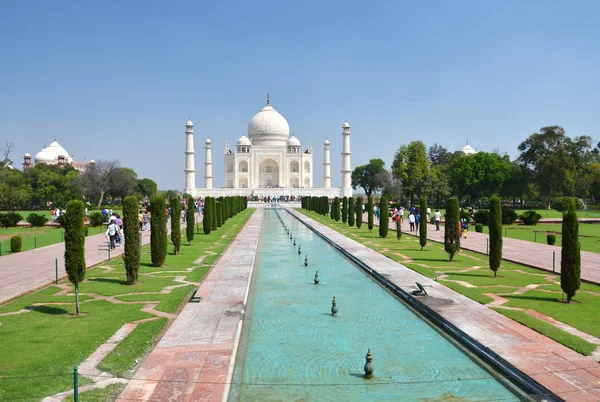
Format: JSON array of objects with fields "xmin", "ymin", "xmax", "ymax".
[
  {"xmin": 89, "ymin": 159, "xmax": 96, "ymax": 165},
  {"xmin": 24, "ymin": 153, "xmax": 31, "ymax": 157},
  {"xmin": 324, "ymin": 139, "xmax": 330, "ymax": 145},
  {"xmin": 460, "ymin": 144, "xmax": 477, "ymax": 155},
  {"xmin": 186, "ymin": 119, "xmax": 194, "ymax": 127},
  {"xmin": 205, "ymin": 138, "xmax": 212, "ymax": 144},
  {"xmin": 287, "ymin": 136, "xmax": 301, "ymax": 146},
  {"xmin": 237, "ymin": 135, "xmax": 251, "ymax": 146},
  {"xmin": 342, "ymin": 121, "xmax": 350, "ymax": 128},
  {"xmin": 35, "ymin": 149, "xmax": 55, "ymax": 164}
]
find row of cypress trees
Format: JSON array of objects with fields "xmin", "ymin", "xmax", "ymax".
[
  {"xmin": 301, "ymin": 196, "xmax": 329, "ymax": 216},
  {"xmin": 202, "ymin": 196, "xmax": 247, "ymax": 235}
]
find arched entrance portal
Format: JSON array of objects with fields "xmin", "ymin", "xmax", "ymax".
[{"xmin": 259, "ymin": 158, "xmax": 279, "ymax": 188}]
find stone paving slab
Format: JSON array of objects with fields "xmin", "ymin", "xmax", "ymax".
[
  {"xmin": 117, "ymin": 209, "xmax": 262, "ymax": 402},
  {"xmin": 364, "ymin": 214, "xmax": 600, "ymax": 285},
  {"xmin": 0, "ymin": 230, "xmax": 154, "ymax": 305},
  {"xmin": 295, "ymin": 209, "xmax": 600, "ymax": 401}
]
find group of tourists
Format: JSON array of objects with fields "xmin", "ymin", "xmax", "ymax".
[
  {"xmin": 50, "ymin": 208, "xmax": 66, "ymax": 223},
  {"xmin": 105, "ymin": 213, "xmax": 124, "ymax": 250}
]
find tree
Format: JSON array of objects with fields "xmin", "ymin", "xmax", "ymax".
[
  {"xmin": 186, "ymin": 195, "xmax": 195, "ymax": 244},
  {"xmin": 367, "ymin": 196, "xmax": 374, "ymax": 232},
  {"xmin": 216, "ymin": 201, "xmax": 223, "ymax": 227},
  {"xmin": 170, "ymin": 196, "xmax": 181, "ymax": 255},
  {"xmin": 80, "ymin": 159, "xmax": 135, "ymax": 207},
  {"xmin": 379, "ymin": 196, "xmax": 389, "ymax": 238},
  {"xmin": 122, "ymin": 195, "xmax": 140, "ymax": 284},
  {"xmin": 203, "ymin": 197, "xmax": 212, "ymax": 234},
  {"xmin": 449, "ymin": 152, "xmax": 512, "ymax": 202},
  {"xmin": 348, "ymin": 197, "xmax": 355, "ymax": 226},
  {"xmin": 211, "ymin": 197, "xmax": 218, "ymax": 230},
  {"xmin": 351, "ymin": 159, "xmax": 388, "ymax": 196},
  {"xmin": 444, "ymin": 197, "xmax": 460, "ymax": 262},
  {"xmin": 0, "ymin": 141, "xmax": 15, "ymax": 168},
  {"xmin": 137, "ymin": 178, "xmax": 158, "ymax": 199},
  {"xmin": 489, "ymin": 195, "xmax": 502, "ymax": 277},
  {"xmin": 63, "ymin": 200, "xmax": 86, "ymax": 314},
  {"xmin": 392, "ymin": 141, "xmax": 429, "ymax": 204},
  {"xmin": 422, "ymin": 166, "xmax": 450, "ymax": 205},
  {"xmin": 342, "ymin": 197, "xmax": 348, "ymax": 223},
  {"xmin": 356, "ymin": 197, "xmax": 363, "ymax": 229},
  {"xmin": 396, "ymin": 218, "xmax": 402, "ymax": 241},
  {"xmin": 419, "ymin": 196, "xmax": 427, "ymax": 251},
  {"xmin": 330, "ymin": 198, "xmax": 334, "ymax": 220},
  {"xmin": 334, "ymin": 197, "xmax": 340, "ymax": 221},
  {"xmin": 150, "ymin": 195, "xmax": 167, "ymax": 266},
  {"xmin": 561, "ymin": 198, "xmax": 581, "ymax": 303},
  {"xmin": 428, "ymin": 143, "xmax": 453, "ymax": 167}
]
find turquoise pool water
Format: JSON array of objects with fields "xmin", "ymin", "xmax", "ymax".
[{"xmin": 229, "ymin": 209, "xmax": 526, "ymax": 401}]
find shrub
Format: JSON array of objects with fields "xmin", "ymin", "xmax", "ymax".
[
  {"xmin": 519, "ymin": 210, "xmax": 542, "ymax": 226},
  {"xmin": 501, "ymin": 208, "xmax": 519, "ymax": 225},
  {"xmin": 560, "ymin": 198, "xmax": 580, "ymax": 303},
  {"xmin": 0, "ymin": 212, "xmax": 23, "ymax": 228},
  {"xmin": 84, "ymin": 226, "xmax": 89, "ymax": 237},
  {"xmin": 63, "ymin": 200, "xmax": 86, "ymax": 314},
  {"xmin": 367, "ymin": 196, "xmax": 374, "ymax": 232},
  {"xmin": 553, "ymin": 196, "xmax": 584, "ymax": 212},
  {"xmin": 10, "ymin": 236, "xmax": 22, "ymax": 252},
  {"xmin": 444, "ymin": 197, "xmax": 460, "ymax": 262},
  {"xmin": 186, "ymin": 195, "xmax": 195, "ymax": 244},
  {"xmin": 356, "ymin": 197, "xmax": 363, "ymax": 229},
  {"xmin": 348, "ymin": 197, "xmax": 355, "ymax": 226},
  {"xmin": 547, "ymin": 234, "xmax": 556, "ymax": 245},
  {"xmin": 379, "ymin": 196, "xmax": 389, "ymax": 238},
  {"xmin": 170, "ymin": 196, "xmax": 181, "ymax": 255},
  {"xmin": 475, "ymin": 223, "xmax": 483, "ymax": 233},
  {"xmin": 489, "ymin": 195, "xmax": 503, "ymax": 277},
  {"xmin": 150, "ymin": 195, "xmax": 167, "ymax": 267},
  {"xmin": 89, "ymin": 212, "xmax": 105, "ymax": 227},
  {"xmin": 419, "ymin": 197, "xmax": 427, "ymax": 250},
  {"xmin": 123, "ymin": 196, "xmax": 140, "ymax": 284},
  {"xmin": 26, "ymin": 213, "xmax": 48, "ymax": 227},
  {"xmin": 473, "ymin": 210, "xmax": 490, "ymax": 226},
  {"xmin": 216, "ymin": 201, "xmax": 223, "ymax": 228},
  {"xmin": 396, "ymin": 219, "xmax": 402, "ymax": 241},
  {"xmin": 203, "ymin": 197, "xmax": 212, "ymax": 234}
]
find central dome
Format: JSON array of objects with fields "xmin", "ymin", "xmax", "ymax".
[{"xmin": 247, "ymin": 103, "xmax": 290, "ymax": 147}]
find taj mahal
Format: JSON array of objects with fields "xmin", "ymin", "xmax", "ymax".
[{"xmin": 184, "ymin": 97, "xmax": 352, "ymax": 199}]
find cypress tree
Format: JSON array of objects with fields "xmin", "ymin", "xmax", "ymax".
[
  {"xmin": 334, "ymin": 197, "xmax": 341, "ymax": 221},
  {"xmin": 489, "ymin": 195, "xmax": 502, "ymax": 277},
  {"xmin": 186, "ymin": 195, "xmax": 195, "ymax": 245},
  {"xmin": 356, "ymin": 197, "xmax": 363, "ymax": 229},
  {"xmin": 216, "ymin": 201, "xmax": 223, "ymax": 227},
  {"xmin": 64, "ymin": 200, "xmax": 86, "ymax": 315},
  {"xmin": 396, "ymin": 218, "xmax": 402, "ymax": 241},
  {"xmin": 342, "ymin": 197, "xmax": 348, "ymax": 223},
  {"xmin": 202, "ymin": 197, "xmax": 212, "ymax": 234},
  {"xmin": 330, "ymin": 199, "xmax": 334, "ymax": 219},
  {"xmin": 379, "ymin": 196, "xmax": 389, "ymax": 238},
  {"xmin": 123, "ymin": 195, "xmax": 140, "ymax": 284},
  {"xmin": 220, "ymin": 197, "xmax": 228, "ymax": 224},
  {"xmin": 150, "ymin": 195, "xmax": 168, "ymax": 266},
  {"xmin": 348, "ymin": 196, "xmax": 355, "ymax": 226},
  {"xmin": 367, "ymin": 196, "xmax": 374, "ymax": 233},
  {"xmin": 322, "ymin": 196, "xmax": 328, "ymax": 215},
  {"xmin": 419, "ymin": 196, "xmax": 427, "ymax": 251},
  {"xmin": 561, "ymin": 197, "xmax": 581, "ymax": 303},
  {"xmin": 444, "ymin": 197, "xmax": 461, "ymax": 262},
  {"xmin": 170, "ymin": 196, "xmax": 181, "ymax": 255},
  {"xmin": 211, "ymin": 197, "xmax": 218, "ymax": 230}
]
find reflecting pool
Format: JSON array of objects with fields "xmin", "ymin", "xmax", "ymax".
[{"xmin": 229, "ymin": 209, "xmax": 526, "ymax": 401}]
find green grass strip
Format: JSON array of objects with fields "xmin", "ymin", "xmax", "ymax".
[{"xmin": 439, "ymin": 280, "xmax": 494, "ymax": 304}]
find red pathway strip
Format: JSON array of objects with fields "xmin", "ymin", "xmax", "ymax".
[
  {"xmin": 298, "ymin": 210, "xmax": 600, "ymax": 402},
  {"xmin": 117, "ymin": 209, "xmax": 262, "ymax": 402}
]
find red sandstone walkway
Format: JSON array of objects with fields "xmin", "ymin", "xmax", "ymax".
[
  {"xmin": 299, "ymin": 210, "xmax": 600, "ymax": 401},
  {"xmin": 117, "ymin": 209, "xmax": 263, "ymax": 402},
  {"xmin": 0, "ymin": 229, "xmax": 153, "ymax": 305},
  {"xmin": 364, "ymin": 214, "xmax": 600, "ymax": 285}
]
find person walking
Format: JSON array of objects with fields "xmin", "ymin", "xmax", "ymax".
[
  {"xmin": 434, "ymin": 209, "xmax": 441, "ymax": 231},
  {"xmin": 105, "ymin": 218, "xmax": 118, "ymax": 250},
  {"xmin": 399, "ymin": 207, "xmax": 405, "ymax": 222},
  {"xmin": 408, "ymin": 212, "xmax": 415, "ymax": 232},
  {"xmin": 138, "ymin": 210, "xmax": 144, "ymax": 231},
  {"xmin": 415, "ymin": 211, "xmax": 421, "ymax": 232},
  {"xmin": 143, "ymin": 210, "xmax": 150, "ymax": 231},
  {"xmin": 461, "ymin": 218, "xmax": 469, "ymax": 239}
]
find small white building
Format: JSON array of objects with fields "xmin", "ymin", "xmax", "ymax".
[
  {"xmin": 23, "ymin": 139, "xmax": 93, "ymax": 171},
  {"xmin": 459, "ymin": 142, "xmax": 477, "ymax": 155}
]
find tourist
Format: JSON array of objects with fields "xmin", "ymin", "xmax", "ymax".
[
  {"xmin": 84, "ymin": 207, "xmax": 88, "ymax": 222},
  {"xmin": 427, "ymin": 207, "xmax": 431, "ymax": 220},
  {"xmin": 143, "ymin": 210, "xmax": 150, "ymax": 230},
  {"xmin": 415, "ymin": 211, "xmax": 420, "ymax": 232},
  {"xmin": 408, "ymin": 212, "xmax": 415, "ymax": 232},
  {"xmin": 116, "ymin": 214, "xmax": 123, "ymax": 246},
  {"xmin": 105, "ymin": 217, "xmax": 118, "ymax": 250},
  {"xmin": 434, "ymin": 209, "xmax": 441, "ymax": 231},
  {"xmin": 138, "ymin": 210, "xmax": 144, "ymax": 231},
  {"xmin": 461, "ymin": 218, "xmax": 469, "ymax": 239},
  {"xmin": 181, "ymin": 208, "xmax": 186, "ymax": 224},
  {"xmin": 399, "ymin": 206, "xmax": 405, "ymax": 222}
]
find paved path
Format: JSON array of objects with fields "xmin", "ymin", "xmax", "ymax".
[
  {"xmin": 117, "ymin": 209, "xmax": 262, "ymax": 402},
  {"xmin": 0, "ymin": 228, "xmax": 154, "ymax": 305},
  {"xmin": 297, "ymin": 210, "xmax": 600, "ymax": 402},
  {"xmin": 365, "ymin": 214, "xmax": 600, "ymax": 285}
]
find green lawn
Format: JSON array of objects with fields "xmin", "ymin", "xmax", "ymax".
[
  {"xmin": 0, "ymin": 208, "xmax": 253, "ymax": 401},
  {"xmin": 503, "ymin": 224, "xmax": 600, "ymax": 254},
  {"xmin": 299, "ymin": 210, "xmax": 600, "ymax": 357},
  {"xmin": 0, "ymin": 225, "xmax": 107, "ymax": 256}
]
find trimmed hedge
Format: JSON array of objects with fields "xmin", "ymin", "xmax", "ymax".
[
  {"xmin": 186, "ymin": 196, "xmax": 195, "ymax": 244},
  {"xmin": 10, "ymin": 236, "xmax": 22, "ymax": 252},
  {"xmin": 0, "ymin": 212, "xmax": 22, "ymax": 228},
  {"xmin": 379, "ymin": 196, "xmax": 389, "ymax": 238},
  {"xmin": 150, "ymin": 195, "xmax": 167, "ymax": 267},
  {"xmin": 519, "ymin": 210, "xmax": 542, "ymax": 226},
  {"xmin": 547, "ymin": 234, "xmax": 556, "ymax": 245},
  {"xmin": 475, "ymin": 223, "xmax": 483, "ymax": 233},
  {"xmin": 444, "ymin": 197, "xmax": 460, "ymax": 262},
  {"xmin": 123, "ymin": 195, "xmax": 140, "ymax": 284},
  {"xmin": 26, "ymin": 213, "xmax": 48, "ymax": 227},
  {"xmin": 89, "ymin": 212, "xmax": 105, "ymax": 227}
]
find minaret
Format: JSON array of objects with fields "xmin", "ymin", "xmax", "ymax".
[
  {"xmin": 340, "ymin": 121, "xmax": 352, "ymax": 197},
  {"xmin": 323, "ymin": 139, "xmax": 331, "ymax": 188},
  {"xmin": 204, "ymin": 138, "xmax": 213, "ymax": 189},
  {"xmin": 184, "ymin": 120, "xmax": 196, "ymax": 194}
]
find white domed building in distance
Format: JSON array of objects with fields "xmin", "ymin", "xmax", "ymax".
[
  {"xmin": 185, "ymin": 96, "xmax": 352, "ymax": 198},
  {"xmin": 23, "ymin": 139, "xmax": 93, "ymax": 171}
]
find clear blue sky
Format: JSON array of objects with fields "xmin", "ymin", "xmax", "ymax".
[{"xmin": 1, "ymin": 1, "xmax": 598, "ymax": 190}]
